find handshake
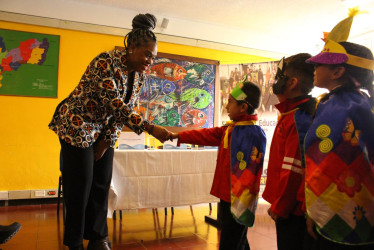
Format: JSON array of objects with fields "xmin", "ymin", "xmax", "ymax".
[{"xmin": 148, "ymin": 124, "xmax": 178, "ymax": 143}]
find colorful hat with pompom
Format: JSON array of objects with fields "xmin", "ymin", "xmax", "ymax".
[{"xmin": 306, "ymin": 7, "xmax": 374, "ymax": 70}]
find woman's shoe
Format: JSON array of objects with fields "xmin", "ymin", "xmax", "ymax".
[{"xmin": 87, "ymin": 237, "xmax": 110, "ymax": 250}]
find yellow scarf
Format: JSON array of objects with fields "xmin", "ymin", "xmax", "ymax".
[
  {"xmin": 277, "ymin": 107, "xmax": 300, "ymax": 121},
  {"xmin": 224, "ymin": 120, "xmax": 256, "ymax": 148}
]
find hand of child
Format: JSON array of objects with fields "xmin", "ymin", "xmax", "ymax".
[
  {"xmin": 306, "ymin": 216, "xmax": 318, "ymax": 239},
  {"xmin": 267, "ymin": 208, "xmax": 279, "ymax": 221}
]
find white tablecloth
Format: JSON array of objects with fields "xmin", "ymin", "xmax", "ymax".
[{"xmin": 108, "ymin": 149, "xmax": 219, "ymax": 216}]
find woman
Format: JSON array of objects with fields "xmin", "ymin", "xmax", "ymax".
[{"xmin": 49, "ymin": 13, "xmax": 170, "ymax": 250}]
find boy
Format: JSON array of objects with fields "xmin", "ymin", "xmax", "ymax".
[
  {"xmin": 262, "ymin": 53, "xmax": 315, "ymax": 250},
  {"xmin": 170, "ymin": 80, "xmax": 266, "ymax": 250},
  {"xmin": 304, "ymin": 9, "xmax": 374, "ymax": 249}
]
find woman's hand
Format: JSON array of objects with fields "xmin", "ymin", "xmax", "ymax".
[
  {"xmin": 306, "ymin": 216, "xmax": 318, "ymax": 239},
  {"xmin": 94, "ymin": 138, "xmax": 110, "ymax": 161},
  {"xmin": 170, "ymin": 132, "xmax": 179, "ymax": 140},
  {"xmin": 151, "ymin": 125, "xmax": 172, "ymax": 143}
]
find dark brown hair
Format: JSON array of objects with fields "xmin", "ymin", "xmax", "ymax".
[
  {"xmin": 285, "ymin": 53, "xmax": 315, "ymax": 94},
  {"xmin": 339, "ymin": 41, "xmax": 374, "ymax": 102},
  {"xmin": 236, "ymin": 81, "xmax": 261, "ymax": 114},
  {"xmin": 124, "ymin": 13, "xmax": 157, "ymax": 50}
]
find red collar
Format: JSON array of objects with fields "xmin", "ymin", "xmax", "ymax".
[
  {"xmin": 233, "ymin": 114, "xmax": 258, "ymax": 122},
  {"xmin": 275, "ymin": 96, "xmax": 310, "ymax": 113}
]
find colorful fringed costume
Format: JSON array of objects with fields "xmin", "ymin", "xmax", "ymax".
[
  {"xmin": 305, "ymin": 87, "xmax": 374, "ymax": 245},
  {"xmin": 304, "ymin": 7, "xmax": 374, "ymax": 246},
  {"xmin": 177, "ymin": 114, "xmax": 266, "ymax": 226},
  {"xmin": 228, "ymin": 120, "xmax": 266, "ymax": 226}
]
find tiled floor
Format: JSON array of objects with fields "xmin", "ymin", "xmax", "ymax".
[{"xmin": 0, "ymin": 200, "xmax": 277, "ymax": 250}]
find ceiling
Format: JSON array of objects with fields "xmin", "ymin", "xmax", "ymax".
[
  {"xmin": 1, "ymin": 0, "xmax": 373, "ymax": 57},
  {"xmin": 72, "ymin": 0, "xmax": 374, "ymax": 55}
]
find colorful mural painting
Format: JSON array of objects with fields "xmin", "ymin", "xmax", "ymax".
[{"xmin": 135, "ymin": 53, "xmax": 217, "ymax": 128}]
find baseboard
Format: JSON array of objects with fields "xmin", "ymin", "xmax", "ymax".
[
  {"xmin": 0, "ymin": 198, "xmax": 59, "ymax": 207},
  {"xmin": 0, "ymin": 189, "xmax": 60, "ymax": 201}
]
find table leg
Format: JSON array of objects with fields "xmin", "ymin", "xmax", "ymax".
[{"xmin": 204, "ymin": 202, "xmax": 221, "ymax": 229}]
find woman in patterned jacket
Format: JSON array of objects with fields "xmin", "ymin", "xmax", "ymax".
[{"xmin": 49, "ymin": 13, "xmax": 170, "ymax": 250}]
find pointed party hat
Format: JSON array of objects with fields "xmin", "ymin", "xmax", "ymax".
[{"xmin": 307, "ymin": 7, "xmax": 374, "ymax": 70}]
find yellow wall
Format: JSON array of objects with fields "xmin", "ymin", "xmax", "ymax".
[{"xmin": 0, "ymin": 20, "xmax": 275, "ymax": 191}]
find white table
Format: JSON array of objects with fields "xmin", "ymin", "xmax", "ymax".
[{"xmin": 108, "ymin": 149, "xmax": 219, "ymax": 216}]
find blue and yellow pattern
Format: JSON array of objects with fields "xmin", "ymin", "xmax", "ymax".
[
  {"xmin": 305, "ymin": 89, "xmax": 374, "ymax": 244},
  {"xmin": 230, "ymin": 123, "xmax": 266, "ymax": 227}
]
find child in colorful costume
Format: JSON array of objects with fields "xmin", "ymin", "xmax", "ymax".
[
  {"xmin": 262, "ymin": 53, "xmax": 316, "ymax": 250},
  {"xmin": 305, "ymin": 7, "xmax": 374, "ymax": 249},
  {"xmin": 170, "ymin": 80, "xmax": 266, "ymax": 250}
]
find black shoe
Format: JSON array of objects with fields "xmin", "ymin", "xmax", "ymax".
[
  {"xmin": 87, "ymin": 237, "xmax": 111, "ymax": 250},
  {"xmin": 0, "ymin": 222, "xmax": 22, "ymax": 244}
]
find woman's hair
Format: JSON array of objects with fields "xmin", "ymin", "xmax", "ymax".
[
  {"xmin": 124, "ymin": 13, "xmax": 157, "ymax": 50},
  {"xmin": 236, "ymin": 81, "xmax": 261, "ymax": 114},
  {"xmin": 339, "ymin": 42, "xmax": 374, "ymax": 101}
]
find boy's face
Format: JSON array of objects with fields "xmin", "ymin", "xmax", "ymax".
[
  {"xmin": 226, "ymin": 95, "xmax": 247, "ymax": 120},
  {"xmin": 272, "ymin": 58, "xmax": 288, "ymax": 95},
  {"xmin": 274, "ymin": 68, "xmax": 291, "ymax": 101},
  {"xmin": 313, "ymin": 64, "xmax": 339, "ymax": 90},
  {"xmin": 275, "ymin": 66, "xmax": 304, "ymax": 101}
]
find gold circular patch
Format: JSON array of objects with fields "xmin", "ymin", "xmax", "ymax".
[
  {"xmin": 319, "ymin": 138, "xmax": 333, "ymax": 153},
  {"xmin": 316, "ymin": 124, "xmax": 331, "ymax": 139},
  {"xmin": 239, "ymin": 160, "xmax": 247, "ymax": 171},
  {"xmin": 236, "ymin": 151, "xmax": 244, "ymax": 161}
]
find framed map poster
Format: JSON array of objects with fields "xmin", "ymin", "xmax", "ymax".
[
  {"xmin": 115, "ymin": 47, "xmax": 219, "ymax": 130},
  {"xmin": 0, "ymin": 29, "xmax": 60, "ymax": 98}
]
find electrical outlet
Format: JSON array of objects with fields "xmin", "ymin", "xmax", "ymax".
[
  {"xmin": 34, "ymin": 190, "xmax": 45, "ymax": 197},
  {"xmin": 0, "ymin": 191, "xmax": 8, "ymax": 200}
]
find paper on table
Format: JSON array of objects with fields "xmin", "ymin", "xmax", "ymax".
[
  {"xmin": 163, "ymin": 139, "xmax": 189, "ymax": 149},
  {"xmin": 118, "ymin": 132, "xmax": 145, "ymax": 150}
]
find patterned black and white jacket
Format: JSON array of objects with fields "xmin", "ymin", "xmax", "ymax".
[{"xmin": 49, "ymin": 49, "xmax": 149, "ymax": 148}]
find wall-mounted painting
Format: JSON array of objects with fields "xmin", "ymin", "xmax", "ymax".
[
  {"xmin": 0, "ymin": 29, "xmax": 60, "ymax": 98},
  {"xmin": 139, "ymin": 52, "xmax": 218, "ymax": 128},
  {"xmin": 115, "ymin": 48, "xmax": 219, "ymax": 129}
]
